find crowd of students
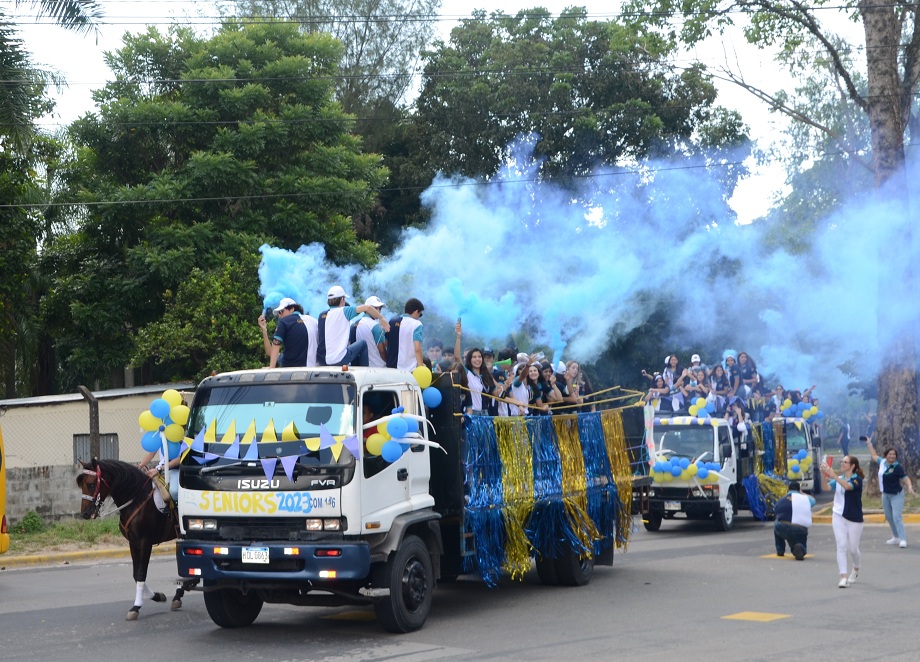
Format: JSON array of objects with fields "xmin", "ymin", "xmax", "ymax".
[{"xmin": 641, "ymin": 351, "xmax": 818, "ymax": 422}]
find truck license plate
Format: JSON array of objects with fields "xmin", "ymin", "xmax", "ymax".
[
  {"xmin": 242, "ymin": 547, "xmax": 269, "ymax": 564},
  {"xmin": 664, "ymin": 501, "xmax": 681, "ymax": 512}
]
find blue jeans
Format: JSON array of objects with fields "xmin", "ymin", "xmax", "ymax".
[
  {"xmin": 332, "ymin": 339, "xmax": 369, "ymax": 367},
  {"xmin": 882, "ymin": 491, "xmax": 906, "ymax": 540},
  {"xmin": 774, "ymin": 521, "xmax": 809, "ymax": 555}
]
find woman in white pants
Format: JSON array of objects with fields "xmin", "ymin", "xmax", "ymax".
[{"xmin": 823, "ymin": 456, "xmax": 865, "ymax": 588}]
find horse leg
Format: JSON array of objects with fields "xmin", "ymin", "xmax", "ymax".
[
  {"xmin": 170, "ymin": 587, "xmax": 184, "ymax": 611},
  {"xmin": 127, "ymin": 541, "xmax": 144, "ymax": 621}
]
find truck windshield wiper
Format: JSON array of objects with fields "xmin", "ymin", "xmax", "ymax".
[{"xmin": 199, "ymin": 461, "xmax": 257, "ymax": 475}]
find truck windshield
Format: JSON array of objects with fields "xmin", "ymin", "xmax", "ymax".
[
  {"xmin": 183, "ymin": 382, "xmax": 357, "ymax": 468},
  {"xmin": 654, "ymin": 427, "xmax": 716, "ymax": 461},
  {"xmin": 785, "ymin": 425, "xmax": 808, "ymax": 453}
]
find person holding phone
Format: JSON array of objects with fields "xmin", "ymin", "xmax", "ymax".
[
  {"xmin": 865, "ymin": 435, "xmax": 915, "ymax": 547},
  {"xmin": 822, "ymin": 455, "xmax": 865, "ymax": 588}
]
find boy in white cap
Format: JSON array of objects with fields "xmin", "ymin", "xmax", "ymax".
[
  {"xmin": 269, "ymin": 297, "xmax": 318, "ymax": 368},
  {"xmin": 351, "ymin": 295, "xmax": 388, "ymax": 367},
  {"xmin": 317, "ymin": 286, "xmax": 390, "ymax": 366}
]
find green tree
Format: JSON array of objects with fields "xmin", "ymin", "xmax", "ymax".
[
  {"xmin": 414, "ymin": 8, "xmax": 747, "ymax": 184},
  {"xmin": 44, "ymin": 21, "xmax": 387, "ymax": 389}
]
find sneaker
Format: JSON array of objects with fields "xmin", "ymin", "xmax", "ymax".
[
  {"xmin": 792, "ymin": 544, "xmax": 805, "ymax": 561},
  {"xmin": 848, "ymin": 570, "xmax": 858, "ymax": 584},
  {"xmin": 886, "ymin": 537, "xmax": 900, "ymax": 545},
  {"xmin": 838, "ymin": 577, "xmax": 848, "ymax": 588},
  {"xmin": 776, "ymin": 551, "xmax": 784, "ymax": 557},
  {"xmin": 900, "ymin": 540, "xmax": 907, "ymax": 548}
]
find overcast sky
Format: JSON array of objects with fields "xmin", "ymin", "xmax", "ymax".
[{"xmin": 14, "ymin": 0, "xmax": 835, "ymax": 222}]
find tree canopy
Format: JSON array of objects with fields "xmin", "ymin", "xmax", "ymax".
[{"xmin": 42, "ymin": 21, "xmax": 387, "ymax": 389}]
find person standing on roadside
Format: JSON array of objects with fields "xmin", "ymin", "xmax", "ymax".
[
  {"xmin": 773, "ymin": 480, "xmax": 815, "ymax": 560},
  {"xmin": 865, "ymin": 436, "xmax": 915, "ymax": 548},
  {"xmin": 823, "ymin": 456, "xmax": 864, "ymax": 588}
]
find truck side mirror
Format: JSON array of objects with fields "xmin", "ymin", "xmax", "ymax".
[{"xmin": 720, "ymin": 442, "xmax": 733, "ymax": 459}]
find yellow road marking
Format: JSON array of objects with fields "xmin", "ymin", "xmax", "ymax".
[{"xmin": 722, "ymin": 611, "xmax": 791, "ymax": 622}]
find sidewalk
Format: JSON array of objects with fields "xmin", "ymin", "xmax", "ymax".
[
  {"xmin": 0, "ymin": 541, "xmax": 175, "ymax": 569},
  {"xmin": 811, "ymin": 508, "xmax": 920, "ymax": 525}
]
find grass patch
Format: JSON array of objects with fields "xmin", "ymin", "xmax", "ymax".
[{"xmin": 7, "ymin": 515, "xmax": 125, "ymax": 556}]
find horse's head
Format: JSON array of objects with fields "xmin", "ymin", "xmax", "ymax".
[{"xmin": 77, "ymin": 459, "xmax": 110, "ymax": 520}]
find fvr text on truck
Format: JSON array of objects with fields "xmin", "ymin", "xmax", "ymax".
[{"xmin": 175, "ymin": 367, "xmax": 637, "ymax": 632}]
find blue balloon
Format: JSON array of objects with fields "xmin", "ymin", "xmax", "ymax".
[
  {"xmin": 404, "ymin": 417, "xmax": 419, "ymax": 435},
  {"xmin": 141, "ymin": 430, "xmax": 162, "ymax": 452},
  {"xmin": 698, "ymin": 468, "xmax": 709, "ymax": 480},
  {"xmin": 387, "ymin": 417, "xmax": 408, "ymax": 439},
  {"xmin": 706, "ymin": 402, "xmax": 716, "ymax": 413},
  {"xmin": 166, "ymin": 441, "xmax": 181, "ymax": 460},
  {"xmin": 670, "ymin": 465, "xmax": 682, "ymax": 477},
  {"xmin": 400, "ymin": 442, "xmax": 412, "ymax": 452},
  {"xmin": 816, "ymin": 411, "xmax": 825, "ymax": 419},
  {"xmin": 391, "ymin": 406, "xmax": 405, "ymax": 414},
  {"xmin": 422, "ymin": 387, "xmax": 442, "ymax": 408},
  {"xmin": 149, "ymin": 398, "xmax": 171, "ymax": 420},
  {"xmin": 381, "ymin": 440, "xmax": 404, "ymax": 463},
  {"xmin": 783, "ymin": 408, "xmax": 792, "ymax": 417},
  {"xmin": 797, "ymin": 449, "xmax": 808, "ymax": 460},
  {"xmin": 679, "ymin": 458, "xmax": 690, "ymax": 469}
]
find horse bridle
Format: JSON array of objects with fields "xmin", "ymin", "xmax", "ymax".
[{"xmin": 81, "ymin": 466, "xmax": 110, "ymax": 519}]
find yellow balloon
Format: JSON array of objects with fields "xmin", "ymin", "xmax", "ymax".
[
  {"xmin": 809, "ymin": 406, "xmax": 818, "ymax": 416},
  {"xmin": 802, "ymin": 410, "xmax": 812, "ymax": 419},
  {"xmin": 680, "ymin": 469, "xmax": 691, "ymax": 481},
  {"xmin": 139, "ymin": 410, "xmax": 161, "ymax": 432},
  {"xmin": 162, "ymin": 389, "xmax": 183, "ymax": 407},
  {"xmin": 376, "ymin": 422, "xmax": 391, "ymax": 439},
  {"xmin": 695, "ymin": 398, "xmax": 707, "ymax": 409},
  {"xmin": 164, "ymin": 424, "xmax": 185, "ymax": 442},
  {"xmin": 366, "ymin": 433, "xmax": 387, "ymax": 456},
  {"xmin": 688, "ymin": 463, "xmax": 699, "ymax": 476},
  {"xmin": 782, "ymin": 399, "xmax": 792, "ymax": 409},
  {"xmin": 412, "ymin": 366, "xmax": 433, "ymax": 389},
  {"xmin": 170, "ymin": 404, "xmax": 190, "ymax": 426}
]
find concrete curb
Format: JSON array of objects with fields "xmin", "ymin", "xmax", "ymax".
[
  {"xmin": 0, "ymin": 541, "xmax": 175, "ymax": 569},
  {"xmin": 812, "ymin": 513, "xmax": 920, "ymax": 525}
]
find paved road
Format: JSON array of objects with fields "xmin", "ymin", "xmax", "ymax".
[{"xmin": 1, "ymin": 517, "xmax": 917, "ymax": 661}]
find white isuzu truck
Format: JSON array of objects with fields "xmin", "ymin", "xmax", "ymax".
[{"xmin": 174, "ymin": 366, "xmax": 631, "ymax": 632}]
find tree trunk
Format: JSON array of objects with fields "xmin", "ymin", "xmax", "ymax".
[{"xmin": 859, "ymin": 2, "xmax": 919, "ymax": 479}]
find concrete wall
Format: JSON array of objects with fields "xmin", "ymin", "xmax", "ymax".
[{"xmin": 6, "ymin": 465, "xmax": 81, "ymax": 523}]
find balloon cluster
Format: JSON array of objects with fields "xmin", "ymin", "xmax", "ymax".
[
  {"xmin": 781, "ymin": 399, "xmax": 824, "ymax": 420},
  {"xmin": 365, "ymin": 406, "xmax": 419, "ymax": 463},
  {"xmin": 650, "ymin": 456, "xmax": 721, "ymax": 484},
  {"xmin": 412, "ymin": 366, "xmax": 442, "ymax": 408},
  {"xmin": 787, "ymin": 448, "xmax": 813, "ymax": 479},
  {"xmin": 138, "ymin": 389, "xmax": 190, "ymax": 460},
  {"xmin": 688, "ymin": 397, "xmax": 715, "ymax": 417}
]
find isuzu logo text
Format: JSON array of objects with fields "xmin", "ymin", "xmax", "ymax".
[{"xmin": 237, "ymin": 479, "xmax": 280, "ymax": 489}]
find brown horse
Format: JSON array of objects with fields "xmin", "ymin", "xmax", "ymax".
[{"xmin": 77, "ymin": 458, "xmax": 188, "ymax": 620}]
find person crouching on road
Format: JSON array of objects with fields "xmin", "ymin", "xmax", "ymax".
[{"xmin": 774, "ymin": 480, "xmax": 814, "ymax": 560}]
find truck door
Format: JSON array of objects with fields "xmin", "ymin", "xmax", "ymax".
[{"xmin": 398, "ymin": 386, "xmax": 431, "ymax": 501}]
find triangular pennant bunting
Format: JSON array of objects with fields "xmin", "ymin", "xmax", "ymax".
[
  {"xmin": 260, "ymin": 458, "xmax": 278, "ymax": 482},
  {"xmin": 281, "ymin": 455, "xmax": 298, "ymax": 482}
]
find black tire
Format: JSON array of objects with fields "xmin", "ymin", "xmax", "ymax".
[
  {"xmin": 535, "ymin": 554, "xmax": 559, "ymax": 585},
  {"xmin": 554, "ymin": 548, "xmax": 595, "ymax": 587},
  {"xmin": 715, "ymin": 491, "xmax": 735, "ymax": 532},
  {"xmin": 644, "ymin": 513, "xmax": 662, "ymax": 532},
  {"xmin": 374, "ymin": 535, "xmax": 434, "ymax": 633},
  {"xmin": 203, "ymin": 586, "xmax": 263, "ymax": 628}
]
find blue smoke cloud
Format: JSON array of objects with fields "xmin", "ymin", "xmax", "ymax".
[{"xmin": 259, "ymin": 136, "xmax": 912, "ymax": 401}]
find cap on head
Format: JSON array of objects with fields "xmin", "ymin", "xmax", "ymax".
[
  {"xmin": 363, "ymin": 295, "xmax": 385, "ymax": 308},
  {"xmin": 273, "ymin": 297, "xmax": 297, "ymax": 313},
  {"xmin": 482, "ymin": 347, "xmax": 494, "ymax": 357},
  {"xmin": 691, "ymin": 354, "xmax": 701, "ymax": 363},
  {"xmin": 327, "ymin": 285, "xmax": 349, "ymax": 300}
]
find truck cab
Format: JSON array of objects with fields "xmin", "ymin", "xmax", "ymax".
[{"xmin": 643, "ymin": 416, "xmax": 754, "ymax": 532}]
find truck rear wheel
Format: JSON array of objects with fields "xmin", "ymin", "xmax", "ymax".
[
  {"xmin": 643, "ymin": 513, "xmax": 662, "ymax": 532},
  {"xmin": 554, "ymin": 548, "xmax": 594, "ymax": 587},
  {"xmin": 715, "ymin": 491, "xmax": 735, "ymax": 532},
  {"xmin": 203, "ymin": 584, "xmax": 263, "ymax": 628},
  {"xmin": 374, "ymin": 535, "xmax": 434, "ymax": 633},
  {"xmin": 535, "ymin": 554, "xmax": 558, "ymax": 585}
]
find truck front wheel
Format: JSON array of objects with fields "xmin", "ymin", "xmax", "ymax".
[
  {"xmin": 715, "ymin": 491, "xmax": 735, "ymax": 532},
  {"xmin": 374, "ymin": 535, "xmax": 434, "ymax": 633},
  {"xmin": 643, "ymin": 512, "xmax": 662, "ymax": 531},
  {"xmin": 203, "ymin": 584, "xmax": 263, "ymax": 628}
]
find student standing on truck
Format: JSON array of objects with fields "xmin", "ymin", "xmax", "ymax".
[
  {"xmin": 723, "ymin": 353, "xmax": 740, "ymax": 397},
  {"xmin": 352, "ymin": 295, "xmax": 388, "ymax": 367},
  {"xmin": 865, "ymin": 436, "xmax": 915, "ymax": 548},
  {"xmin": 823, "ymin": 456, "xmax": 864, "ymax": 588},
  {"xmin": 737, "ymin": 352, "xmax": 758, "ymax": 399},
  {"xmin": 774, "ymin": 480, "xmax": 814, "ymax": 560},
  {"xmin": 384, "ymin": 298, "xmax": 426, "ymax": 370},
  {"xmin": 464, "ymin": 348, "xmax": 498, "ymax": 415},
  {"xmin": 318, "ymin": 286, "xmax": 390, "ymax": 367},
  {"xmin": 269, "ymin": 298, "xmax": 318, "ymax": 368}
]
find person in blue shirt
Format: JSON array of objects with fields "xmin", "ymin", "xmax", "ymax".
[
  {"xmin": 773, "ymin": 480, "xmax": 815, "ymax": 560},
  {"xmin": 269, "ymin": 298, "xmax": 317, "ymax": 368},
  {"xmin": 866, "ymin": 436, "xmax": 915, "ymax": 547}
]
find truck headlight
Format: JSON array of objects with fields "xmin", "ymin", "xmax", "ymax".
[{"xmin": 188, "ymin": 518, "xmax": 217, "ymax": 531}]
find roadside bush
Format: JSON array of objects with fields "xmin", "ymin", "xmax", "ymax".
[{"xmin": 15, "ymin": 510, "xmax": 46, "ymax": 534}]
